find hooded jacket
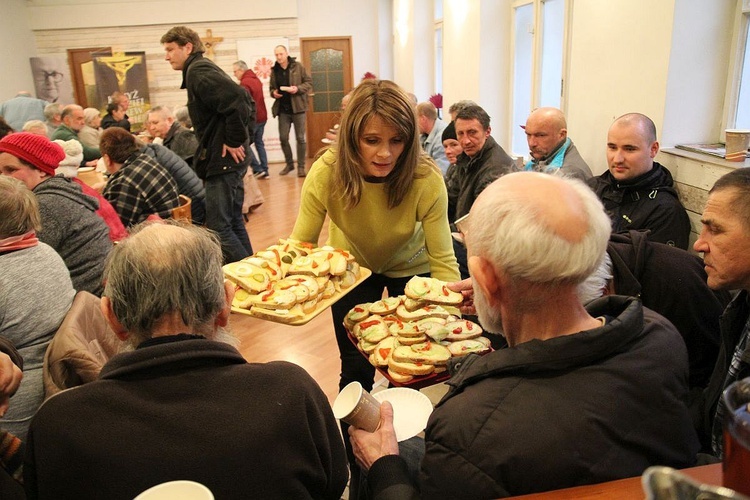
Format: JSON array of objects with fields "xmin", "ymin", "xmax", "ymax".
[
  {"xmin": 33, "ymin": 176, "xmax": 111, "ymax": 295},
  {"xmin": 181, "ymin": 52, "xmax": 255, "ymax": 179},
  {"xmin": 588, "ymin": 162, "xmax": 691, "ymax": 249},
  {"xmin": 239, "ymin": 69, "xmax": 268, "ymax": 123}
]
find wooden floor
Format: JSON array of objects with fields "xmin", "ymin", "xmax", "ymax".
[{"xmin": 231, "ymin": 160, "xmax": 345, "ymax": 404}]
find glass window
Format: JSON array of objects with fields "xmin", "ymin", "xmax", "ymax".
[
  {"xmin": 512, "ymin": 2, "xmax": 534, "ymax": 156},
  {"xmin": 735, "ymin": 15, "xmax": 750, "ymax": 129}
]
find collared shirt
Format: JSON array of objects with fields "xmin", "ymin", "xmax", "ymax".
[{"xmin": 102, "ymin": 152, "xmax": 179, "ymax": 227}]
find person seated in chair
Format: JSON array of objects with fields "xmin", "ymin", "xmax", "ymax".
[{"xmin": 24, "ymin": 221, "xmax": 348, "ymax": 499}]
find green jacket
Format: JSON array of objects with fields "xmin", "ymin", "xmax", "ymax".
[{"xmin": 51, "ymin": 124, "xmax": 101, "ymax": 162}]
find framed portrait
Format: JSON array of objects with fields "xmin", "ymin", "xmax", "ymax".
[{"xmin": 29, "ymin": 56, "xmax": 76, "ymax": 104}]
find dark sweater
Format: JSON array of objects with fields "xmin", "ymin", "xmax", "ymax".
[{"xmin": 24, "ymin": 336, "xmax": 348, "ymax": 499}]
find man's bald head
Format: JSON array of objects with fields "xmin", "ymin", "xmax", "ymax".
[
  {"xmin": 466, "ymin": 172, "xmax": 611, "ymax": 286},
  {"xmin": 525, "ymin": 107, "xmax": 568, "ymax": 161}
]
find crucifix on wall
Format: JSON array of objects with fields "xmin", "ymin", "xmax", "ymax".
[{"xmin": 201, "ymin": 29, "xmax": 224, "ymax": 60}]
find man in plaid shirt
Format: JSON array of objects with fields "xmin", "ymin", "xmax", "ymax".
[{"xmin": 100, "ymin": 127, "xmax": 179, "ymax": 228}]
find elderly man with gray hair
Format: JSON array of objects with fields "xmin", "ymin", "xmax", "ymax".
[
  {"xmin": 350, "ymin": 172, "xmax": 699, "ymax": 498},
  {"xmin": 24, "ymin": 221, "xmax": 348, "ymax": 499}
]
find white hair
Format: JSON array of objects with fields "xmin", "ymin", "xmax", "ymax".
[{"xmin": 467, "ymin": 175, "xmax": 611, "ymax": 286}]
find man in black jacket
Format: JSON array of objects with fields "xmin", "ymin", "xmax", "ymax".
[
  {"xmin": 588, "ymin": 113, "xmax": 690, "ymax": 249},
  {"xmin": 350, "ymin": 172, "xmax": 698, "ymax": 499},
  {"xmin": 160, "ymin": 26, "xmax": 255, "ymax": 263}
]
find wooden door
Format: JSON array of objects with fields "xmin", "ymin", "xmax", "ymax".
[
  {"xmin": 301, "ymin": 37, "xmax": 353, "ymax": 158},
  {"xmin": 68, "ymin": 47, "xmax": 111, "ymax": 108}
]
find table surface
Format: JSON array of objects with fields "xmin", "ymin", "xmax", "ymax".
[{"xmin": 506, "ymin": 463, "xmax": 722, "ymax": 499}]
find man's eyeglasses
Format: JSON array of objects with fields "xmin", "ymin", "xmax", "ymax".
[{"xmin": 35, "ymin": 71, "xmax": 64, "ymax": 83}]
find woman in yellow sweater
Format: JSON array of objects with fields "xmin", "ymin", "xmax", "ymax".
[{"xmin": 291, "ymin": 79, "xmax": 458, "ymax": 493}]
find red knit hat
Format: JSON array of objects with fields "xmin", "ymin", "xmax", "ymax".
[{"xmin": 0, "ymin": 132, "xmax": 66, "ymax": 176}]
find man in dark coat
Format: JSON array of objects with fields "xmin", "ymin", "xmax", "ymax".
[
  {"xmin": 160, "ymin": 26, "xmax": 255, "ymax": 263},
  {"xmin": 24, "ymin": 222, "xmax": 348, "ymax": 499},
  {"xmin": 350, "ymin": 172, "xmax": 699, "ymax": 499},
  {"xmin": 588, "ymin": 113, "xmax": 691, "ymax": 249}
]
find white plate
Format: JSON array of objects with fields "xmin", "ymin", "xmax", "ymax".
[
  {"xmin": 373, "ymin": 388, "xmax": 433, "ymax": 441},
  {"xmin": 78, "ymin": 166, "xmax": 95, "ymax": 173}
]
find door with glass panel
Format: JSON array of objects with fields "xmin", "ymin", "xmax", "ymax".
[{"xmin": 301, "ymin": 37, "xmax": 353, "ymax": 158}]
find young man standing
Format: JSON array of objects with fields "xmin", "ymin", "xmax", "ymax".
[{"xmin": 160, "ymin": 26, "xmax": 255, "ymax": 263}]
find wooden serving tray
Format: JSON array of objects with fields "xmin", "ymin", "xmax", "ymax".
[{"xmin": 231, "ymin": 267, "xmax": 372, "ymax": 326}]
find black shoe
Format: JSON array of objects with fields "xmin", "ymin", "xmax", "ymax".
[
  {"xmin": 280, "ymin": 165, "xmax": 294, "ymax": 176},
  {"xmin": 297, "ymin": 168, "xmax": 306, "ymax": 178}
]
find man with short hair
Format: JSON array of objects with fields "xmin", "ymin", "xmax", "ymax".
[
  {"xmin": 523, "ymin": 107, "xmax": 592, "ymax": 180},
  {"xmin": 269, "ymin": 45, "xmax": 313, "ymax": 177},
  {"xmin": 50, "ymin": 104, "xmax": 101, "ymax": 163},
  {"xmin": 0, "ymin": 91, "xmax": 47, "ymax": 131},
  {"xmin": 588, "ymin": 113, "xmax": 690, "ymax": 249},
  {"xmin": 233, "ymin": 60, "xmax": 269, "ymax": 179},
  {"xmin": 694, "ymin": 168, "xmax": 750, "ymax": 457},
  {"xmin": 146, "ymin": 105, "xmax": 199, "ymax": 162},
  {"xmin": 23, "ymin": 222, "xmax": 349, "ymax": 499},
  {"xmin": 100, "ymin": 127, "xmax": 179, "ymax": 228},
  {"xmin": 351, "ymin": 172, "xmax": 699, "ymax": 498},
  {"xmin": 416, "ymin": 101, "xmax": 449, "ymax": 174},
  {"xmin": 160, "ymin": 26, "xmax": 255, "ymax": 262},
  {"xmin": 448, "ymin": 104, "xmax": 516, "ymax": 278},
  {"xmin": 43, "ymin": 103, "xmax": 63, "ymax": 137},
  {"xmin": 448, "ymin": 99, "xmax": 477, "ymax": 121}
]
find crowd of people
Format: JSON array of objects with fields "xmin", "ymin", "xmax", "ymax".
[{"xmin": 0, "ymin": 23, "xmax": 746, "ymax": 500}]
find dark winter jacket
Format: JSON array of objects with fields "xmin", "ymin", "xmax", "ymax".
[
  {"xmin": 181, "ymin": 53, "xmax": 255, "ymax": 179},
  {"xmin": 367, "ymin": 296, "xmax": 700, "ymax": 499},
  {"xmin": 269, "ymin": 56, "xmax": 313, "ymax": 116},
  {"xmin": 446, "ymin": 136, "xmax": 516, "ymax": 223},
  {"xmin": 588, "ymin": 162, "xmax": 691, "ymax": 249}
]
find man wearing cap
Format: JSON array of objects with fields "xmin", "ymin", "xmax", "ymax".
[
  {"xmin": 523, "ymin": 107, "xmax": 592, "ymax": 181},
  {"xmin": 0, "ymin": 133, "xmax": 111, "ymax": 295}
]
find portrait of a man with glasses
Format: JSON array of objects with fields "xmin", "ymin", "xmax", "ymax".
[{"xmin": 29, "ymin": 56, "xmax": 74, "ymax": 104}]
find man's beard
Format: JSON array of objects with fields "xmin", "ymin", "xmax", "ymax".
[{"xmin": 474, "ymin": 282, "xmax": 504, "ymax": 337}]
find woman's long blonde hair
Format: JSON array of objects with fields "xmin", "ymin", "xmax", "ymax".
[{"xmin": 333, "ymin": 79, "xmax": 436, "ymax": 209}]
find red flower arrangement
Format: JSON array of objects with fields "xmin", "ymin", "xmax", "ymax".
[
  {"xmin": 429, "ymin": 93, "xmax": 443, "ymax": 118},
  {"xmin": 362, "ymin": 72, "xmax": 377, "ymax": 81}
]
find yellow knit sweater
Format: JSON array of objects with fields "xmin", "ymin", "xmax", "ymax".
[{"xmin": 291, "ymin": 150, "xmax": 460, "ymax": 282}]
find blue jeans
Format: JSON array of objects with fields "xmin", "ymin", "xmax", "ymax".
[
  {"xmin": 205, "ymin": 168, "xmax": 253, "ymax": 263},
  {"xmin": 249, "ymin": 122, "xmax": 268, "ymax": 174},
  {"xmin": 278, "ymin": 112, "xmax": 307, "ymax": 169}
]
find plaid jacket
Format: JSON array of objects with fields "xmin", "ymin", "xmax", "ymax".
[{"xmin": 103, "ymin": 152, "xmax": 179, "ymax": 228}]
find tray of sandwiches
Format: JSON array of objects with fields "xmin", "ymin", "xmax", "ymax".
[
  {"xmin": 225, "ymin": 238, "xmax": 371, "ymax": 326},
  {"xmin": 345, "ymin": 276, "xmax": 492, "ymax": 389}
]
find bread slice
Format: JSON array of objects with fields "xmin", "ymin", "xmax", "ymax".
[
  {"xmin": 344, "ymin": 303, "xmax": 371, "ymax": 330},
  {"xmin": 418, "ymin": 321, "xmax": 450, "ymax": 342},
  {"xmin": 370, "ymin": 337, "xmax": 398, "ymax": 367},
  {"xmin": 448, "ymin": 339, "xmax": 491, "ymax": 357},
  {"xmin": 321, "ymin": 279, "xmax": 336, "ymax": 299},
  {"xmin": 396, "ymin": 304, "xmax": 452, "ymax": 322},
  {"xmin": 387, "ymin": 367, "xmax": 414, "ymax": 383},
  {"xmin": 287, "ymin": 275, "xmax": 321, "ymax": 299},
  {"xmin": 397, "ymin": 334, "xmax": 428, "ymax": 345},
  {"xmin": 223, "ymin": 261, "xmax": 271, "ymax": 293},
  {"xmin": 392, "ymin": 342, "xmax": 451, "ymax": 366},
  {"xmin": 403, "ymin": 296, "xmax": 429, "ymax": 312},
  {"xmin": 242, "ymin": 288, "xmax": 297, "ymax": 310},
  {"xmin": 445, "ymin": 320, "xmax": 484, "ymax": 341},
  {"xmin": 388, "ymin": 357, "xmax": 435, "ymax": 376},
  {"xmin": 404, "ymin": 276, "xmax": 463, "ymax": 305},
  {"xmin": 369, "ymin": 296, "xmax": 402, "ymax": 316},
  {"xmin": 353, "ymin": 316, "xmax": 390, "ymax": 343},
  {"xmin": 358, "ymin": 338, "xmax": 379, "ymax": 354},
  {"xmin": 250, "ymin": 303, "xmax": 305, "ymax": 323},
  {"xmin": 310, "ymin": 249, "xmax": 348, "ymax": 276},
  {"xmin": 288, "ymin": 255, "xmax": 331, "ymax": 277},
  {"xmin": 273, "ymin": 278, "xmax": 311, "ymax": 303},
  {"xmin": 394, "ymin": 321, "xmax": 424, "ymax": 338},
  {"xmin": 242, "ymin": 256, "xmax": 283, "ymax": 281}
]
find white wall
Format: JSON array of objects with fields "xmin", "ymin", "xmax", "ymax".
[
  {"xmin": 442, "ymin": 0, "xmax": 483, "ymax": 109},
  {"xmin": 661, "ymin": 0, "xmax": 735, "ymax": 147},
  {"xmin": 297, "ymin": 0, "xmax": 388, "ymax": 87},
  {"xmin": 565, "ymin": 0, "xmax": 677, "ymax": 174},
  {"xmin": 0, "ymin": 0, "xmax": 40, "ymax": 101}
]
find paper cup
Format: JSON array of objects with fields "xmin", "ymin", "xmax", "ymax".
[
  {"xmin": 332, "ymin": 381, "xmax": 381, "ymax": 432},
  {"xmin": 725, "ymin": 129, "xmax": 750, "ymax": 162}
]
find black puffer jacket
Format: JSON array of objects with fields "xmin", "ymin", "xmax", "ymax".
[
  {"xmin": 141, "ymin": 143, "xmax": 204, "ymax": 203},
  {"xmin": 588, "ymin": 162, "xmax": 691, "ymax": 249},
  {"xmin": 181, "ymin": 53, "xmax": 255, "ymax": 179}
]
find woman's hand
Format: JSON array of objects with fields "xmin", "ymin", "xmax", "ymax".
[{"xmin": 448, "ymin": 278, "xmax": 476, "ymax": 315}]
